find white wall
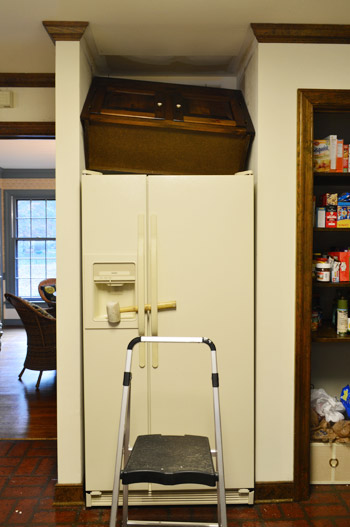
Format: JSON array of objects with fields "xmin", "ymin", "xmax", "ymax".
[
  {"xmin": 48, "ymin": 37, "xmax": 350, "ymax": 487},
  {"xmin": 238, "ymin": 41, "xmax": 258, "ymax": 179},
  {"xmin": 244, "ymin": 43, "xmax": 350, "ymax": 483},
  {"xmin": 0, "ymin": 88, "xmax": 54, "ymax": 121},
  {"xmin": 55, "ymin": 39, "xmax": 92, "ymax": 485}
]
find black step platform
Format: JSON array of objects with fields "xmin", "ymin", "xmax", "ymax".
[{"xmin": 121, "ymin": 434, "xmax": 218, "ymax": 487}]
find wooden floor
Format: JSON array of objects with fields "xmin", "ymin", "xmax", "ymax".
[{"xmin": 0, "ymin": 327, "xmax": 57, "ymax": 439}]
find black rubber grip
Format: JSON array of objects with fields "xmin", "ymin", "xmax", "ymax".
[
  {"xmin": 212, "ymin": 373, "xmax": 219, "ymax": 387},
  {"xmin": 123, "ymin": 372, "xmax": 132, "ymax": 386},
  {"xmin": 203, "ymin": 338, "xmax": 216, "ymax": 351},
  {"xmin": 128, "ymin": 336, "xmax": 142, "ymax": 350}
]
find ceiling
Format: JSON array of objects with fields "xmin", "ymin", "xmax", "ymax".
[
  {"xmin": 0, "ymin": 140, "xmax": 55, "ymax": 170},
  {"xmin": 1, "ymin": 0, "xmax": 350, "ymax": 169},
  {"xmin": 2, "ymin": 0, "xmax": 350, "ymax": 75}
]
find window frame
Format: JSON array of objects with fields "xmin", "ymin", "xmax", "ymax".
[{"xmin": 4, "ymin": 189, "xmax": 56, "ymax": 302}]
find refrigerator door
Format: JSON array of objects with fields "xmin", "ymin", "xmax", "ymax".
[
  {"xmin": 82, "ymin": 173, "xmax": 149, "ymax": 491},
  {"xmin": 147, "ymin": 175, "xmax": 254, "ymax": 490}
]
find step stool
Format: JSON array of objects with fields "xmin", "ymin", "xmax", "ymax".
[{"xmin": 109, "ymin": 336, "xmax": 227, "ymax": 527}]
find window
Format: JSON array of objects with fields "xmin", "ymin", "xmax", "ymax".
[{"xmin": 5, "ymin": 189, "xmax": 56, "ymax": 301}]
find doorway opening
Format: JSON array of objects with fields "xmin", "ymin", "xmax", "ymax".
[{"xmin": 0, "ymin": 128, "xmax": 56, "ymax": 440}]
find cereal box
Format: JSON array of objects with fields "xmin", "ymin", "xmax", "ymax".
[
  {"xmin": 313, "ymin": 140, "xmax": 331, "ymax": 172},
  {"xmin": 331, "ymin": 139, "xmax": 344, "ymax": 172},
  {"xmin": 324, "ymin": 135, "xmax": 337, "ymax": 170},
  {"xmin": 326, "ymin": 205, "xmax": 337, "ymax": 228},
  {"xmin": 337, "ymin": 206, "xmax": 350, "ymax": 228}
]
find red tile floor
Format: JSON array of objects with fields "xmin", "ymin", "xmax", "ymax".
[{"xmin": 1, "ymin": 440, "xmax": 350, "ymax": 526}]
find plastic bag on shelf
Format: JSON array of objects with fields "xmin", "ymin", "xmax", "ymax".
[
  {"xmin": 311, "ymin": 388, "xmax": 345, "ymax": 423},
  {"xmin": 340, "ymin": 385, "xmax": 350, "ymax": 419}
]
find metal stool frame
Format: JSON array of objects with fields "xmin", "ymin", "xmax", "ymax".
[{"xmin": 110, "ymin": 336, "xmax": 227, "ymax": 527}]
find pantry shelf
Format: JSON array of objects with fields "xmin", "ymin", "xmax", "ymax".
[
  {"xmin": 314, "ymin": 227, "xmax": 350, "ymax": 231},
  {"xmin": 314, "ymin": 172, "xmax": 350, "ymax": 176},
  {"xmin": 313, "ymin": 281, "xmax": 350, "ymax": 287},
  {"xmin": 312, "ymin": 321, "xmax": 350, "ymax": 342},
  {"xmin": 314, "ymin": 173, "xmax": 350, "ymax": 185}
]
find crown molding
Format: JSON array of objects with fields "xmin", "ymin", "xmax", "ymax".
[
  {"xmin": 43, "ymin": 21, "xmax": 89, "ymax": 43},
  {"xmin": 0, "ymin": 73, "xmax": 54, "ymax": 87},
  {"xmin": 251, "ymin": 23, "xmax": 350, "ymax": 44}
]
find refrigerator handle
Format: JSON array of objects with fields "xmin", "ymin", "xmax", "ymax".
[
  {"xmin": 150, "ymin": 215, "xmax": 159, "ymax": 368},
  {"xmin": 137, "ymin": 215, "xmax": 146, "ymax": 368}
]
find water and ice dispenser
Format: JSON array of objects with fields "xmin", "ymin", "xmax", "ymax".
[
  {"xmin": 83, "ymin": 255, "xmax": 176, "ymax": 331},
  {"xmin": 83, "ymin": 256, "xmax": 139, "ymax": 329}
]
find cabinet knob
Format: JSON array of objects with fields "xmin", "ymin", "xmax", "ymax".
[
  {"xmin": 157, "ymin": 102, "xmax": 163, "ymax": 107},
  {"xmin": 176, "ymin": 103, "xmax": 182, "ymax": 109}
]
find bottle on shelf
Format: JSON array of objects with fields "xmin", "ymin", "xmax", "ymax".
[{"xmin": 337, "ymin": 296, "xmax": 348, "ymax": 336}]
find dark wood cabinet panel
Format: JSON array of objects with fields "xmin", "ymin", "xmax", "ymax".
[
  {"xmin": 81, "ymin": 77, "xmax": 254, "ymax": 175},
  {"xmin": 173, "ymin": 89, "xmax": 240, "ymax": 126},
  {"xmin": 90, "ymin": 81, "xmax": 167, "ymax": 121}
]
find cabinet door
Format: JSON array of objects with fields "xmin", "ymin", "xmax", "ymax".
[
  {"xmin": 90, "ymin": 80, "xmax": 166, "ymax": 121},
  {"xmin": 147, "ymin": 175, "xmax": 255, "ymax": 490},
  {"xmin": 171, "ymin": 87, "xmax": 248, "ymax": 128}
]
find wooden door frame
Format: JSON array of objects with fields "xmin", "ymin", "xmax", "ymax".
[
  {"xmin": 0, "ymin": 122, "xmax": 55, "ymax": 138},
  {"xmin": 294, "ymin": 89, "xmax": 350, "ymax": 500}
]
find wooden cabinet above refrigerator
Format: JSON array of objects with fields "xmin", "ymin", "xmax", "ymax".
[{"xmin": 81, "ymin": 77, "xmax": 255, "ymax": 175}]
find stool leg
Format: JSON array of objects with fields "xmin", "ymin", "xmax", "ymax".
[
  {"xmin": 217, "ymin": 477, "xmax": 227, "ymax": 527},
  {"xmin": 122, "ymin": 484, "xmax": 129, "ymax": 526},
  {"xmin": 110, "ymin": 380, "xmax": 131, "ymax": 527},
  {"xmin": 18, "ymin": 367, "xmax": 25, "ymax": 380},
  {"xmin": 122, "ymin": 390, "xmax": 131, "ymax": 527}
]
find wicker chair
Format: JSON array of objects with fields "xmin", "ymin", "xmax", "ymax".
[{"xmin": 5, "ymin": 293, "xmax": 56, "ymax": 389}]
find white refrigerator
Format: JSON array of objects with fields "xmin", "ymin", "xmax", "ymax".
[{"xmin": 82, "ymin": 172, "xmax": 254, "ymax": 507}]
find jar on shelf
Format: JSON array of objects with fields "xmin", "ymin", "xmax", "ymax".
[
  {"xmin": 311, "ymin": 310, "xmax": 320, "ymax": 331},
  {"xmin": 316, "ymin": 261, "xmax": 331, "ymax": 282}
]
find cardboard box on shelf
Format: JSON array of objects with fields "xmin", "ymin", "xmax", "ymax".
[
  {"xmin": 323, "ymin": 135, "xmax": 337, "ymax": 170},
  {"xmin": 328, "ymin": 251, "xmax": 350, "ymax": 281},
  {"xmin": 331, "ymin": 139, "xmax": 344, "ymax": 172},
  {"xmin": 321, "ymin": 193, "xmax": 338, "ymax": 206},
  {"xmin": 337, "ymin": 194, "xmax": 350, "ymax": 227},
  {"xmin": 316, "ymin": 207, "xmax": 326, "ymax": 228},
  {"xmin": 338, "ymin": 206, "xmax": 350, "ymax": 227},
  {"xmin": 326, "ymin": 205, "xmax": 337, "ymax": 228},
  {"xmin": 313, "ymin": 140, "xmax": 331, "ymax": 172},
  {"xmin": 343, "ymin": 144, "xmax": 349, "ymax": 172}
]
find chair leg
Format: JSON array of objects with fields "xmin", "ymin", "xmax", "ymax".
[
  {"xmin": 18, "ymin": 367, "xmax": 25, "ymax": 380},
  {"xmin": 36, "ymin": 371, "xmax": 43, "ymax": 390}
]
